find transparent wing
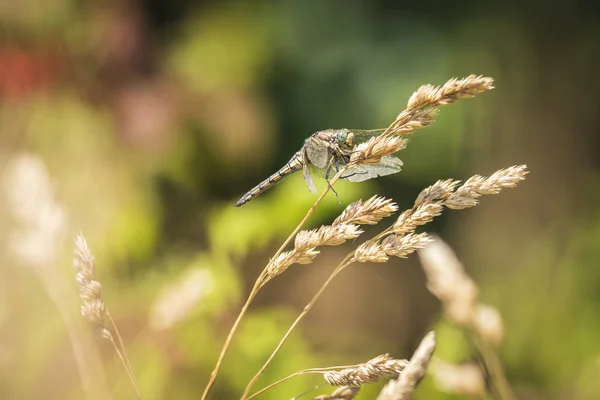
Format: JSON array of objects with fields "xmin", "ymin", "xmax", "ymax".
[
  {"xmin": 340, "ymin": 155, "xmax": 403, "ymax": 182},
  {"xmin": 349, "ymin": 129, "xmax": 386, "ymax": 144},
  {"xmin": 304, "ymin": 137, "xmax": 330, "ymax": 168},
  {"xmin": 302, "ymin": 148, "xmax": 318, "ymax": 193}
]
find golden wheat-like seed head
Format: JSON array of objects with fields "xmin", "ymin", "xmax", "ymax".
[
  {"xmin": 354, "ymin": 242, "xmax": 389, "ymax": 263},
  {"xmin": 382, "ymin": 233, "xmax": 433, "ymax": 259},
  {"xmin": 324, "ymin": 354, "xmax": 409, "ymax": 387},
  {"xmin": 265, "ymin": 249, "xmax": 320, "ymax": 282},
  {"xmin": 351, "ymin": 136, "xmax": 408, "ymax": 165},
  {"xmin": 393, "ymin": 202, "xmax": 445, "ymax": 236},
  {"xmin": 414, "ymin": 179, "xmax": 461, "ymax": 207},
  {"xmin": 295, "ymin": 224, "xmax": 363, "ymax": 250},
  {"xmin": 74, "ymin": 234, "xmax": 109, "ymax": 327},
  {"xmin": 335, "ymin": 196, "xmax": 399, "ymax": 226},
  {"xmin": 407, "ymin": 75, "xmax": 494, "ymax": 110},
  {"xmin": 349, "ymin": 76, "xmax": 493, "ymax": 167},
  {"xmin": 390, "ymin": 108, "xmax": 438, "ymax": 134},
  {"xmin": 445, "ymin": 165, "xmax": 528, "ymax": 210},
  {"xmin": 377, "ymin": 332, "xmax": 436, "ymax": 400}
]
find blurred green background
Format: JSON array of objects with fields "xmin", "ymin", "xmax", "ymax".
[{"xmin": 1, "ymin": 0, "xmax": 600, "ymax": 399}]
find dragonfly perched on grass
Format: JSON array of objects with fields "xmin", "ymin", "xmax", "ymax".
[{"xmin": 235, "ymin": 128, "xmax": 403, "ymax": 207}]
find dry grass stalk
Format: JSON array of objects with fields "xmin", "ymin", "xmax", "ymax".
[
  {"xmin": 4, "ymin": 154, "xmax": 110, "ymax": 399},
  {"xmin": 74, "ymin": 234, "xmax": 141, "ymax": 399},
  {"xmin": 377, "ymin": 332, "xmax": 437, "ymax": 400},
  {"xmin": 418, "ymin": 237, "xmax": 479, "ymax": 326},
  {"xmin": 4, "ymin": 153, "xmax": 68, "ymax": 269},
  {"xmin": 313, "ymin": 386, "xmax": 360, "ymax": 400},
  {"xmin": 246, "ymin": 355, "xmax": 405, "ymax": 399},
  {"xmin": 324, "ymin": 354, "xmax": 409, "ymax": 387},
  {"xmin": 406, "ymin": 75, "xmax": 494, "ymax": 109},
  {"xmin": 204, "ymin": 76, "xmax": 496, "ymax": 400},
  {"xmin": 261, "ymin": 196, "xmax": 398, "ymax": 285},
  {"xmin": 262, "ymin": 223, "xmax": 361, "ymax": 283},
  {"xmin": 431, "ymin": 360, "xmax": 486, "ymax": 397},
  {"xmin": 418, "ymin": 236, "xmax": 515, "ymax": 400},
  {"xmin": 394, "ymin": 165, "xmax": 528, "ymax": 238},
  {"xmin": 246, "ymin": 165, "xmax": 527, "ymax": 399},
  {"xmin": 352, "ymin": 75, "xmax": 494, "ymax": 165},
  {"xmin": 149, "ymin": 268, "xmax": 213, "ymax": 330}
]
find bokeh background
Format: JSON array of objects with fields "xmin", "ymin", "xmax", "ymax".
[{"xmin": 1, "ymin": 0, "xmax": 600, "ymax": 399}]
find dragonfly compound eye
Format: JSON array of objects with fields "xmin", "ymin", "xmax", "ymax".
[{"xmin": 337, "ymin": 129, "xmax": 353, "ymax": 147}]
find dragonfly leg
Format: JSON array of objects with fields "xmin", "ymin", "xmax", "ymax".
[
  {"xmin": 325, "ymin": 158, "xmax": 342, "ymax": 206},
  {"xmin": 341, "ymin": 171, "xmax": 368, "ymax": 179}
]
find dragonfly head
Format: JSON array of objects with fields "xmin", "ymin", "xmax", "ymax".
[{"xmin": 336, "ymin": 128, "xmax": 354, "ymax": 149}]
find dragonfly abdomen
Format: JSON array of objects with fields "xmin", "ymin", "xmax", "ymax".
[{"xmin": 235, "ymin": 152, "xmax": 303, "ymax": 207}]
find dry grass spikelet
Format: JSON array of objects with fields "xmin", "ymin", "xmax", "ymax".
[
  {"xmin": 296, "ymin": 224, "xmax": 363, "ymax": 250},
  {"xmin": 74, "ymin": 234, "xmax": 112, "ymax": 337},
  {"xmin": 392, "ymin": 179, "xmax": 459, "ymax": 235},
  {"xmin": 334, "ymin": 196, "xmax": 398, "ymax": 226},
  {"xmin": 389, "ymin": 108, "xmax": 438, "ymax": 135},
  {"xmin": 446, "ymin": 165, "xmax": 529, "ymax": 210},
  {"xmin": 354, "ymin": 242, "xmax": 389, "ymax": 263},
  {"xmin": 377, "ymin": 332, "xmax": 436, "ymax": 400},
  {"xmin": 393, "ymin": 202, "xmax": 444, "ymax": 236},
  {"xmin": 74, "ymin": 234, "xmax": 141, "ymax": 399},
  {"xmin": 265, "ymin": 249, "xmax": 320, "ymax": 282},
  {"xmin": 350, "ymin": 75, "xmax": 494, "ymax": 167},
  {"xmin": 263, "ymin": 196, "xmax": 400, "ymax": 283},
  {"xmin": 324, "ymin": 354, "xmax": 409, "ymax": 387},
  {"xmin": 473, "ymin": 304, "xmax": 504, "ymax": 345},
  {"xmin": 414, "ymin": 179, "xmax": 461, "ymax": 206},
  {"xmin": 417, "ymin": 236, "xmax": 479, "ymax": 326},
  {"xmin": 419, "ymin": 237, "xmax": 515, "ymax": 400},
  {"xmin": 314, "ymin": 386, "xmax": 361, "ymax": 400},
  {"xmin": 431, "ymin": 360, "xmax": 485, "ymax": 397},
  {"xmin": 149, "ymin": 268, "xmax": 214, "ymax": 330},
  {"xmin": 352, "ymin": 136, "xmax": 408, "ymax": 165},
  {"xmin": 381, "ymin": 233, "xmax": 433, "ymax": 259},
  {"xmin": 407, "ymin": 75, "xmax": 495, "ymax": 110}
]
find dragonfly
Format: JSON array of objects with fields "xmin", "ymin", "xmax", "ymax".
[{"xmin": 235, "ymin": 128, "xmax": 403, "ymax": 207}]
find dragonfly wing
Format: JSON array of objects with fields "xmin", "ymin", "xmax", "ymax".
[
  {"xmin": 349, "ymin": 129, "xmax": 387, "ymax": 143},
  {"xmin": 340, "ymin": 155, "xmax": 403, "ymax": 182},
  {"xmin": 304, "ymin": 137, "xmax": 330, "ymax": 169},
  {"xmin": 302, "ymin": 148, "xmax": 318, "ymax": 193}
]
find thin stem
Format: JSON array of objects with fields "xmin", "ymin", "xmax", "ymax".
[
  {"xmin": 42, "ymin": 273, "xmax": 110, "ymax": 400},
  {"xmin": 246, "ymin": 371, "xmax": 321, "ymax": 400},
  {"xmin": 106, "ymin": 312, "xmax": 141, "ymax": 399},
  {"xmin": 203, "ymin": 114, "xmax": 408, "ymax": 397},
  {"xmin": 241, "ymin": 256, "xmax": 355, "ymax": 399},
  {"xmin": 246, "ymin": 362, "xmax": 370, "ymax": 400},
  {"xmin": 260, "ymin": 168, "xmax": 348, "ymax": 286},
  {"xmin": 201, "ymin": 283, "xmax": 259, "ymax": 400},
  {"xmin": 201, "ymin": 169, "xmax": 347, "ymax": 400},
  {"xmin": 105, "ymin": 334, "xmax": 141, "ymax": 399},
  {"xmin": 473, "ymin": 333, "xmax": 516, "ymax": 400},
  {"xmin": 244, "ymin": 227, "xmax": 395, "ymax": 399}
]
